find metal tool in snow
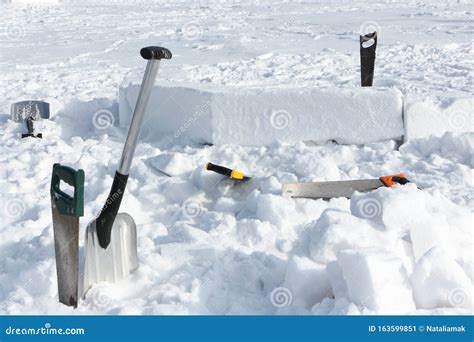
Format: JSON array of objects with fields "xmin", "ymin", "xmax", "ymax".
[
  {"xmin": 11, "ymin": 100, "xmax": 50, "ymax": 138},
  {"xmin": 149, "ymin": 162, "xmax": 250, "ymax": 180},
  {"xmin": 206, "ymin": 162, "xmax": 251, "ymax": 181},
  {"xmin": 205, "ymin": 162, "xmax": 256, "ymax": 202},
  {"xmin": 51, "ymin": 164, "xmax": 85, "ymax": 308},
  {"xmin": 282, "ymin": 173, "xmax": 410, "ymax": 199},
  {"xmin": 83, "ymin": 46, "xmax": 172, "ymax": 296},
  {"xmin": 360, "ymin": 31, "xmax": 378, "ymax": 87}
]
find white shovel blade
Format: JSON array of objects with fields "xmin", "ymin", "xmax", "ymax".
[{"xmin": 82, "ymin": 212, "xmax": 138, "ymax": 297}]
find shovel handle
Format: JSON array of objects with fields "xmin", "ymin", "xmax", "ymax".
[
  {"xmin": 96, "ymin": 47, "xmax": 171, "ymax": 249},
  {"xmin": 117, "ymin": 47, "xmax": 172, "ymax": 176},
  {"xmin": 51, "ymin": 164, "xmax": 84, "ymax": 217}
]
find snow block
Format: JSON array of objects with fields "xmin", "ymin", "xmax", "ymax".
[
  {"xmin": 409, "ymin": 213, "xmax": 451, "ymax": 261},
  {"xmin": 211, "ymin": 87, "xmax": 403, "ymax": 145},
  {"xmin": 326, "ymin": 261, "xmax": 348, "ymax": 299},
  {"xmin": 256, "ymin": 194, "xmax": 296, "ymax": 228},
  {"xmin": 404, "ymin": 96, "xmax": 473, "ymax": 140},
  {"xmin": 350, "ymin": 184, "xmax": 426, "ymax": 236},
  {"xmin": 236, "ymin": 219, "xmax": 277, "ymax": 248},
  {"xmin": 337, "ymin": 248, "xmax": 416, "ymax": 314},
  {"xmin": 309, "ymin": 209, "xmax": 397, "ymax": 263},
  {"xmin": 119, "ymin": 84, "xmax": 213, "ymax": 144},
  {"xmin": 312, "ymin": 297, "xmax": 362, "ymax": 315},
  {"xmin": 282, "ymin": 255, "xmax": 331, "ymax": 309},
  {"xmin": 410, "ymin": 247, "xmax": 472, "ymax": 310},
  {"xmin": 119, "ymin": 82, "xmax": 404, "ymax": 146}
]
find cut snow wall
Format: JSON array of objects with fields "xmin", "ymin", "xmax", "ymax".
[
  {"xmin": 211, "ymin": 87, "xmax": 403, "ymax": 145},
  {"xmin": 119, "ymin": 83, "xmax": 404, "ymax": 146},
  {"xmin": 119, "ymin": 84, "xmax": 213, "ymax": 144}
]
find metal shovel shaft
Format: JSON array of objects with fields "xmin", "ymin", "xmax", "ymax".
[{"xmin": 118, "ymin": 60, "xmax": 161, "ymax": 176}]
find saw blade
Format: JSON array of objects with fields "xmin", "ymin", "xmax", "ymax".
[
  {"xmin": 52, "ymin": 205, "xmax": 79, "ymax": 307},
  {"xmin": 282, "ymin": 179, "xmax": 384, "ymax": 199}
]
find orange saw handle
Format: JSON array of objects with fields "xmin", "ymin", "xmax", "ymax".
[{"xmin": 379, "ymin": 173, "xmax": 410, "ymax": 187}]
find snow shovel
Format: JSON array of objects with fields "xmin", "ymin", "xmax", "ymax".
[
  {"xmin": 51, "ymin": 163, "xmax": 85, "ymax": 308},
  {"xmin": 282, "ymin": 173, "xmax": 409, "ymax": 199},
  {"xmin": 11, "ymin": 100, "xmax": 49, "ymax": 138},
  {"xmin": 83, "ymin": 46, "xmax": 172, "ymax": 295}
]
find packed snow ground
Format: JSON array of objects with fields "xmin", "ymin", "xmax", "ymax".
[{"xmin": 0, "ymin": 0, "xmax": 472, "ymax": 315}]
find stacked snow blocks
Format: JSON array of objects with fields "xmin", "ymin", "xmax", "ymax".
[{"xmin": 119, "ymin": 83, "xmax": 404, "ymax": 146}]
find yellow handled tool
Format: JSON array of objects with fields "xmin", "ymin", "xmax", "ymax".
[{"xmin": 206, "ymin": 162, "xmax": 250, "ymax": 181}]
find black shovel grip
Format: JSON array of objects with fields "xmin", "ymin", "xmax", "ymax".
[
  {"xmin": 140, "ymin": 46, "xmax": 172, "ymax": 60},
  {"xmin": 96, "ymin": 171, "xmax": 128, "ymax": 248}
]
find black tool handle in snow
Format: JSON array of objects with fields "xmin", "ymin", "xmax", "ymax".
[
  {"xmin": 96, "ymin": 47, "xmax": 172, "ymax": 249},
  {"xmin": 21, "ymin": 117, "xmax": 42, "ymax": 138},
  {"xmin": 360, "ymin": 31, "xmax": 377, "ymax": 87},
  {"xmin": 26, "ymin": 117, "xmax": 34, "ymax": 134},
  {"xmin": 206, "ymin": 162, "xmax": 249, "ymax": 181},
  {"xmin": 206, "ymin": 162, "xmax": 234, "ymax": 177}
]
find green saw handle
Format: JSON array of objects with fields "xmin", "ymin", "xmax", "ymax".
[{"xmin": 51, "ymin": 163, "xmax": 84, "ymax": 217}]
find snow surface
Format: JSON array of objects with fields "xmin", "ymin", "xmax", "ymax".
[{"xmin": 0, "ymin": 0, "xmax": 473, "ymax": 315}]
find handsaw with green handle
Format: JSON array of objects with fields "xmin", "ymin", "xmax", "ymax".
[{"xmin": 50, "ymin": 163, "xmax": 84, "ymax": 308}]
